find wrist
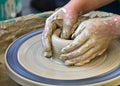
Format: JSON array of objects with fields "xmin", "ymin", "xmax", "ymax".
[
  {"xmin": 112, "ymin": 16, "xmax": 120, "ymax": 38},
  {"xmin": 107, "ymin": 16, "xmax": 120, "ymax": 39},
  {"xmin": 113, "ymin": 16, "xmax": 120, "ymax": 28}
]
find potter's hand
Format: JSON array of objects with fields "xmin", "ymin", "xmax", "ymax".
[
  {"xmin": 42, "ymin": 8, "xmax": 78, "ymax": 57},
  {"xmin": 60, "ymin": 16, "xmax": 120, "ymax": 66}
]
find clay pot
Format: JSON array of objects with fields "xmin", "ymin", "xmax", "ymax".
[{"xmin": 51, "ymin": 29, "xmax": 72, "ymax": 60}]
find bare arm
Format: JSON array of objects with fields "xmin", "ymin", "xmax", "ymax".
[{"xmin": 64, "ymin": 0, "xmax": 114, "ymax": 15}]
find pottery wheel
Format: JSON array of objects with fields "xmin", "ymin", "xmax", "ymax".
[{"xmin": 5, "ymin": 29, "xmax": 120, "ymax": 86}]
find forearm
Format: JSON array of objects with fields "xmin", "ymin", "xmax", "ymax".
[{"xmin": 64, "ymin": 0, "xmax": 114, "ymax": 15}]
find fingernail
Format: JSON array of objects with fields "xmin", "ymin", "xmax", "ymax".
[
  {"xmin": 71, "ymin": 34, "xmax": 75, "ymax": 39},
  {"xmin": 74, "ymin": 63, "xmax": 83, "ymax": 66},
  {"xmin": 44, "ymin": 51, "xmax": 52, "ymax": 58},
  {"xmin": 74, "ymin": 60, "xmax": 90, "ymax": 66},
  {"xmin": 59, "ymin": 55, "xmax": 68, "ymax": 61},
  {"xmin": 61, "ymin": 48, "xmax": 66, "ymax": 53},
  {"xmin": 65, "ymin": 60, "xmax": 74, "ymax": 66}
]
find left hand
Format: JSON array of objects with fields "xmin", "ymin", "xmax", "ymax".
[{"xmin": 60, "ymin": 17, "xmax": 119, "ymax": 66}]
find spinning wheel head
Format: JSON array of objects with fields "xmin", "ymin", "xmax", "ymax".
[{"xmin": 5, "ymin": 29, "xmax": 120, "ymax": 86}]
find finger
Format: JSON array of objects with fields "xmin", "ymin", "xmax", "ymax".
[
  {"xmin": 60, "ymin": 39, "xmax": 94, "ymax": 61},
  {"xmin": 79, "ymin": 47, "xmax": 107, "ymax": 61},
  {"xmin": 64, "ymin": 46, "xmax": 100, "ymax": 66},
  {"xmin": 48, "ymin": 8, "xmax": 63, "ymax": 20},
  {"xmin": 42, "ymin": 21, "xmax": 56, "ymax": 57},
  {"xmin": 61, "ymin": 30, "xmax": 89, "ymax": 53},
  {"xmin": 98, "ymin": 48, "xmax": 107, "ymax": 56},
  {"xmin": 74, "ymin": 52, "xmax": 99, "ymax": 66},
  {"xmin": 60, "ymin": 19, "xmax": 75, "ymax": 39},
  {"xmin": 60, "ymin": 15, "xmax": 77, "ymax": 39},
  {"xmin": 72, "ymin": 21, "xmax": 87, "ymax": 39},
  {"xmin": 42, "ymin": 8, "xmax": 64, "ymax": 57},
  {"xmin": 74, "ymin": 50, "xmax": 107, "ymax": 66},
  {"xmin": 42, "ymin": 33, "xmax": 52, "ymax": 57}
]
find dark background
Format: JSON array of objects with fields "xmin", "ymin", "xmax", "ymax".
[{"xmin": 22, "ymin": 0, "xmax": 120, "ymax": 16}]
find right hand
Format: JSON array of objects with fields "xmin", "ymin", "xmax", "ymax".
[{"xmin": 42, "ymin": 8, "xmax": 79, "ymax": 57}]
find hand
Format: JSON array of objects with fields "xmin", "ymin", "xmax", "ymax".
[
  {"xmin": 42, "ymin": 8, "xmax": 78, "ymax": 57},
  {"xmin": 60, "ymin": 17, "xmax": 120, "ymax": 66}
]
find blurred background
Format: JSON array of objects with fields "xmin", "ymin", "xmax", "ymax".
[
  {"xmin": 0, "ymin": 0, "xmax": 120, "ymax": 21},
  {"xmin": 0, "ymin": 0, "xmax": 70, "ymax": 21}
]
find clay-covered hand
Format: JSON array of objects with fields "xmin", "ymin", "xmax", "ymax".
[
  {"xmin": 42, "ymin": 8, "xmax": 78, "ymax": 57},
  {"xmin": 60, "ymin": 16, "xmax": 120, "ymax": 66}
]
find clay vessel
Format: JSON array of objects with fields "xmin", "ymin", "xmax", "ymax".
[{"xmin": 51, "ymin": 29, "xmax": 72, "ymax": 60}]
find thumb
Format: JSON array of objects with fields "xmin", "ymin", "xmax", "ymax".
[{"xmin": 60, "ymin": 14, "xmax": 78, "ymax": 39}]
